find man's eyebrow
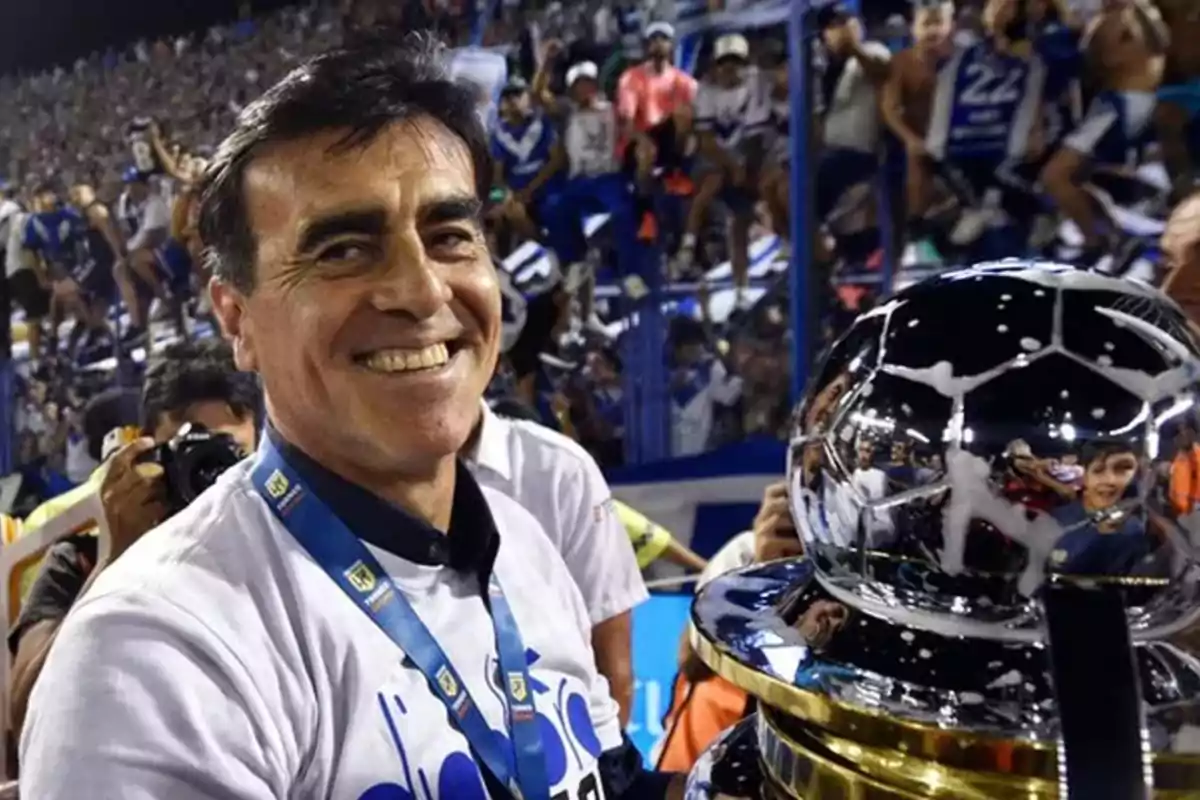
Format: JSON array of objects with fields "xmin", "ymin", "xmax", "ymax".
[
  {"xmin": 420, "ymin": 194, "xmax": 483, "ymax": 226},
  {"xmin": 296, "ymin": 208, "xmax": 389, "ymax": 253}
]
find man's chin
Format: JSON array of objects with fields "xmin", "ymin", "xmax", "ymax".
[{"xmin": 367, "ymin": 410, "xmax": 476, "ymax": 464}]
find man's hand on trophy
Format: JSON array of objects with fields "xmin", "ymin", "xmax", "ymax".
[{"xmin": 752, "ymin": 482, "xmax": 803, "ymax": 564}]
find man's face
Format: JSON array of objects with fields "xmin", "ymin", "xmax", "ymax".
[
  {"xmin": 856, "ymin": 440, "xmax": 874, "ymax": 468},
  {"xmin": 212, "ymin": 117, "xmax": 500, "ymax": 478},
  {"xmin": 676, "ymin": 342, "xmax": 705, "ymax": 366},
  {"xmin": 715, "ymin": 57, "xmax": 745, "ymax": 86},
  {"xmin": 570, "ymin": 78, "xmax": 597, "ymax": 105},
  {"xmin": 822, "ymin": 17, "xmax": 862, "ymax": 54},
  {"xmin": 499, "ymin": 90, "xmax": 529, "ymax": 123},
  {"xmin": 647, "ymin": 34, "xmax": 673, "ymax": 60},
  {"xmin": 1082, "ymin": 450, "xmax": 1138, "ymax": 511},
  {"xmin": 68, "ymin": 184, "xmax": 96, "ymax": 208},
  {"xmin": 914, "ymin": 5, "xmax": 955, "ymax": 49},
  {"xmin": 128, "ymin": 180, "xmax": 149, "ymax": 203},
  {"xmin": 32, "ymin": 191, "xmax": 57, "ymax": 213},
  {"xmin": 152, "ymin": 400, "xmax": 258, "ymax": 455}
]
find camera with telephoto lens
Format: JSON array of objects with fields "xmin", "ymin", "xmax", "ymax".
[{"xmin": 138, "ymin": 423, "xmax": 245, "ymax": 513}]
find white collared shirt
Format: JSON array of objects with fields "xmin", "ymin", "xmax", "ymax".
[
  {"xmin": 466, "ymin": 405, "xmax": 648, "ymax": 627},
  {"xmin": 20, "ymin": 462, "xmax": 622, "ymax": 798}
]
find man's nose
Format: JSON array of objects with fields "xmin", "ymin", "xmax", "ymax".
[{"xmin": 371, "ymin": 232, "xmax": 452, "ymax": 319}]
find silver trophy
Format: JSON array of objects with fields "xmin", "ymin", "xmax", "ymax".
[{"xmin": 687, "ymin": 261, "xmax": 1200, "ymax": 799}]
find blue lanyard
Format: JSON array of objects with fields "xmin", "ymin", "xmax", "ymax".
[{"xmin": 250, "ymin": 439, "xmax": 550, "ymax": 800}]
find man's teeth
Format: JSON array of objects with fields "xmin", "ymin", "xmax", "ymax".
[{"xmin": 362, "ymin": 343, "xmax": 450, "ymax": 373}]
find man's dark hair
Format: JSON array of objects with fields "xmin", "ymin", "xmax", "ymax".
[
  {"xmin": 1079, "ymin": 438, "xmax": 1137, "ymax": 469},
  {"xmin": 141, "ymin": 339, "xmax": 262, "ymax": 435},
  {"xmin": 82, "ymin": 388, "xmax": 142, "ymax": 463},
  {"xmin": 197, "ymin": 29, "xmax": 491, "ymax": 293}
]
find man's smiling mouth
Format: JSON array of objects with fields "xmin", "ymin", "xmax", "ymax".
[{"xmin": 354, "ymin": 342, "xmax": 460, "ymax": 374}]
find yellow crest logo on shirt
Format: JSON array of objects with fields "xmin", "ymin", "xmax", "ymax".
[
  {"xmin": 508, "ymin": 673, "xmax": 528, "ymax": 703},
  {"xmin": 436, "ymin": 666, "xmax": 459, "ymax": 698},
  {"xmin": 265, "ymin": 470, "xmax": 290, "ymax": 500},
  {"xmin": 344, "ymin": 561, "xmax": 377, "ymax": 594}
]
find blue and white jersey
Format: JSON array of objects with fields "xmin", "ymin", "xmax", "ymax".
[
  {"xmin": 500, "ymin": 239, "xmax": 563, "ymax": 299},
  {"xmin": 1064, "ymin": 89, "xmax": 1157, "ymax": 167},
  {"xmin": 491, "ymin": 113, "xmax": 558, "ymax": 194},
  {"xmin": 926, "ymin": 41, "xmax": 1047, "ymax": 163},
  {"xmin": 590, "ymin": 386, "xmax": 625, "ymax": 441},
  {"xmin": 1036, "ymin": 23, "xmax": 1084, "ymax": 147},
  {"xmin": 498, "ymin": 266, "xmax": 529, "ymax": 354},
  {"xmin": 671, "ymin": 357, "xmax": 743, "ymax": 457},
  {"xmin": 23, "ymin": 208, "xmax": 102, "ymax": 281},
  {"xmin": 116, "ymin": 184, "xmax": 172, "ymax": 252},
  {"xmin": 694, "ymin": 77, "xmax": 759, "ymax": 151}
]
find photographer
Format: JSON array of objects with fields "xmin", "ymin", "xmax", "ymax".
[
  {"xmin": 8, "ymin": 339, "xmax": 259, "ymax": 740},
  {"xmin": 657, "ymin": 481, "xmax": 804, "ymax": 772}
]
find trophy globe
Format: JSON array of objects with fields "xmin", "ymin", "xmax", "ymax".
[{"xmin": 687, "ymin": 261, "xmax": 1200, "ymax": 800}]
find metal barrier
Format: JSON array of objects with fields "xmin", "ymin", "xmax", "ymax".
[{"xmin": 0, "ymin": 489, "xmax": 112, "ymax": 780}]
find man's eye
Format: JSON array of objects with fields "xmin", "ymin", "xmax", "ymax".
[
  {"xmin": 429, "ymin": 229, "xmax": 476, "ymax": 251},
  {"xmin": 317, "ymin": 241, "xmax": 374, "ymax": 264}
]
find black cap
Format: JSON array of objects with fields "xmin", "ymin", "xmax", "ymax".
[
  {"xmin": 500, "ymin": 76, "xmax": 529, "ymax": 96},
  {"xmin": 815, "ymin": 2, "xmax": 852, "ymax": 31},
  {"xmin": 82, "ymin": 388, "xmax": 142, "ymax": 463}
]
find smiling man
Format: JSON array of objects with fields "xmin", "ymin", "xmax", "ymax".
[{"xmin": 19, "ymin": 33, "xmax": 682, "ymax": 800}]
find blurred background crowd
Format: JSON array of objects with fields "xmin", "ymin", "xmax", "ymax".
[{"xmin": 0, "ymin": 0, "xmax": 1195, "ymax": 514}]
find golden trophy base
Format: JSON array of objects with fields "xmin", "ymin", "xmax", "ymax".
[{"xmin": 684, "ymin": 560, "xmax": 1200, "ymax": 800}]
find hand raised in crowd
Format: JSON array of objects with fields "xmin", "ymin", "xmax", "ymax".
[
  {"xmin": 99, "ymin": 438, "xmax": 170, "ymax": 565},
  {"xmin": 752, "ymin": 481, "xmax": 803, "ymax": 563},
  {"xmin": 541, "ymin": 38, "xmax": 564, "ymax": 61}
]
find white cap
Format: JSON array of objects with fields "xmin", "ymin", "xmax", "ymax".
[
  {"xmin": 713, "ymin": 33, "xmax": 750, "ymax": 62},
  {"xmin": 566, "ymin": 61, "xmax": 599, "ymax": 87},
  {"xmin": 644, "ymin": 21, "xmax": 675, "ymax": 40}
]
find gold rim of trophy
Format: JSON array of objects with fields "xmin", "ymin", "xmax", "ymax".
[{"xmin": 692, "ymin": 619, "xmax": 1200, "ymax": 796}]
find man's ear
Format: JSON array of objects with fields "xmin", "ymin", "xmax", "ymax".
[{"xmin": 209, "ymin": 277, "xmax": 258, "ymax": 372}]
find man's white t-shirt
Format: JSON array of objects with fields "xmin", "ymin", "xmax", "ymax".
[
  {"xmin": 565, "ymin": 100, "xmax": 620, "ymax": 179},
  {"xmin": 694, "ymin": 77, "xmax": 759, "ymax": 152},
  {"xmin": 19, "ymin": 462, "xmax": 624, "ymax": 799},
  {"xmin": 116, "ymin": 186, "xmax": 171, "ymax": 251},
  {"xmin": 4, "ymin": 209, "xmax": 28, "ymax": 278},
  {"xmin": 467, "ymin": 406, "xmax": 648, "ymax": 627},
  {"xmin": 672, "ymin": 359, "xmax": 743, "ymax": 458},
  {"xmin": 0, "ymin": 199, "xmax": 20, "ymax": 252}
]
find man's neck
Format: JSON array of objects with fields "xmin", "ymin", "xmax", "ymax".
[
  {"xmin": 461, "ymin": 412, "xmax": 485, "ymax": 462},
  {"xmin": 272, "ymin": 418, "xmax": 457, "ymax": 531},
  {"xmin": 648, "ymin": 57, "xmax": 669, "ymax": 73}
]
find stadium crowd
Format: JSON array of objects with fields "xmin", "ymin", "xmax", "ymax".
[{"xmin": 1, "ymin": 0, "xmax": 1199, "ymax": 503}]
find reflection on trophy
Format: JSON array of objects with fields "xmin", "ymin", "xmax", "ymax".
[{"xmin": 687, "ymin": 262, "xmax": 1200, "ymax": 799}]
